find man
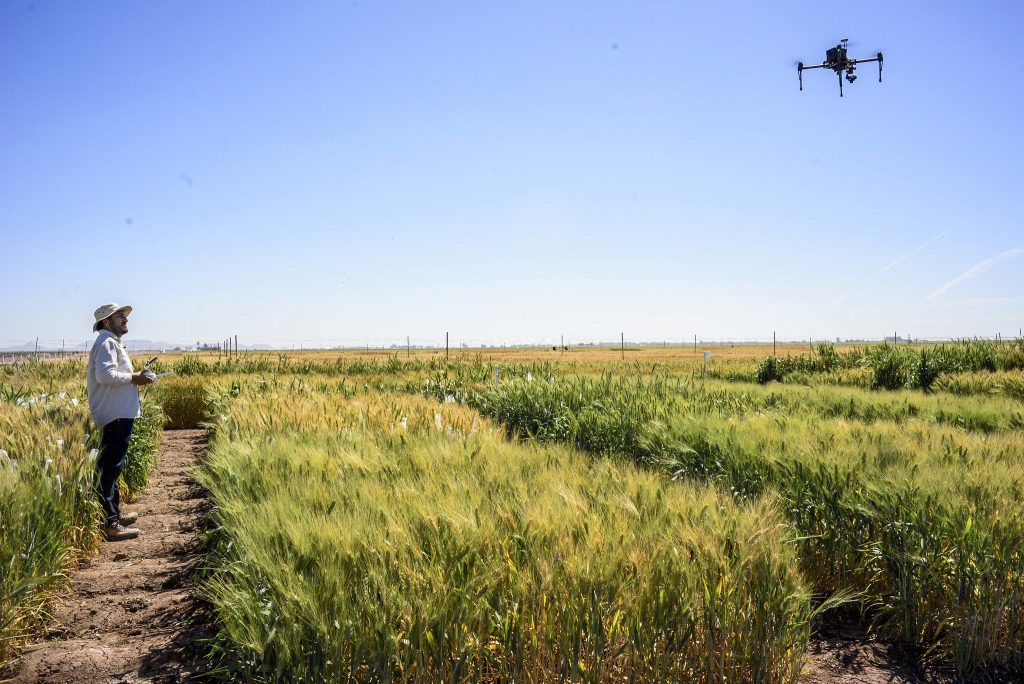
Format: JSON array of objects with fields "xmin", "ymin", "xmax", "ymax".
[{"xmin": 86, "ymin": 303, "xmax": 154, "ymax": 541}]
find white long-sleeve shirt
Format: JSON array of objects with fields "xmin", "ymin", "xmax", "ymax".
[{"xmin": 86, "ymin": 330, "xmax": 141, "ymax": 428}]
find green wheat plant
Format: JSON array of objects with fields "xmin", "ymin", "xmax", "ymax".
[{"xmin": 197, "ymin": 386, "xmax": 814, "ymax": 683}]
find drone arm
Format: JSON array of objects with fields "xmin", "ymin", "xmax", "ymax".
[
  {"xmin": 850, "ymin": 52, "xmax": 884, "ymax": 81},
  {"xmin": 797, "ymin": 61, "xmax": 828, "ymax": 91}
]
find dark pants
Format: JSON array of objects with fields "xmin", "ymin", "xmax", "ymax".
[{"xmin": 96, "ymin": 418, "xmax": 134, "ymax": 526}]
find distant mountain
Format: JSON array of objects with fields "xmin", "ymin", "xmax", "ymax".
[
  {"xmin": 0, "ymin": 339, "xmax": 174, "ymax": 352},
  {"xmin": 0, "ymin": 339, "xmax": 277, "ymax": 352},
  {"xmin": 0, "ymin": 342, "xmax": 50, "ymax": 352}
]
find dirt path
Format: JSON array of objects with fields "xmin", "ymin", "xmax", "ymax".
[{"xmin": 6, "ymin": 429, "xmax": 212, "ymax": 684}]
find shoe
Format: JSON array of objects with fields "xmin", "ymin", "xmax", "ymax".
[
  {"xmin": 120, "ymin": 511, "xmax": 139, "ymax": 525},
  {"xmin": 104, "ymin": 523, "xmax": 140, "ymax": 541}
]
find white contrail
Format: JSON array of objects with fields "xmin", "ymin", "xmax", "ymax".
[
  {"xmin": 832, "ymin": 230, "xmax": 950, "ymax": 306},
  {"xmin": 928, "ymin": 248, "xmax": 1022, "ymax": 299}
]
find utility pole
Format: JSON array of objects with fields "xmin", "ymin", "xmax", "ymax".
[
  {"xmin": 446, "ymin": 332, "xmax": 449, "ymax": 361},
  {"xmin": 621, "ymin": 332, "xmax": 624, "ymax": 360},
  {"xmin": 407, "ymin": 336, "xmax": 410, "ymax": 357},
  {"xmin": 773, "ymin": 331, "xmax": 776, "ymax": 358},
  {"xmin": 235, "ymin": 334, "xmax": 239, "ymax": 356},
  {"xmin": 694, "ymin": 334, "xmax": 697, "ymax": 354}
]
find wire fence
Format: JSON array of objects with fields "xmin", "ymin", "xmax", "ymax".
[{"xmin": 3, "ymin": 332, "xmax": 1022, "ymax": 360}]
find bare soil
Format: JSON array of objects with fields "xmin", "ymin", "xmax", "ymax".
[
  {"xmin": 802, "ymin": 609, "xmax": 952, "ymax": 684},
  {"xmin": 800, "ymin": 606, "xmax": 1021, "ymax": 684},
  {"xmin": 4, "ymin": 429, "xmax": 212, "ymax": 684}
]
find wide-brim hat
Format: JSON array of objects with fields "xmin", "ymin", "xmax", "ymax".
[{"xmin": 93, "ymin": 303, "xmax": 132, "ymax": 332}]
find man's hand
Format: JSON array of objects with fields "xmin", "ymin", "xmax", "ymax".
[{"xmin": 131, "ymin": 371, "xmax": 155, "ymax": 386}]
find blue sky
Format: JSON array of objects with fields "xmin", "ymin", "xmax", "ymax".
[{"xmin": 2, "ymin": 1, "xmax": 1021, "ymax": 348}]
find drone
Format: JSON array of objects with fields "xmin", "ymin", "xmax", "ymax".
[{"xmin": 798, "ymin": 38, "xmax": 883, "ymax": 97}]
